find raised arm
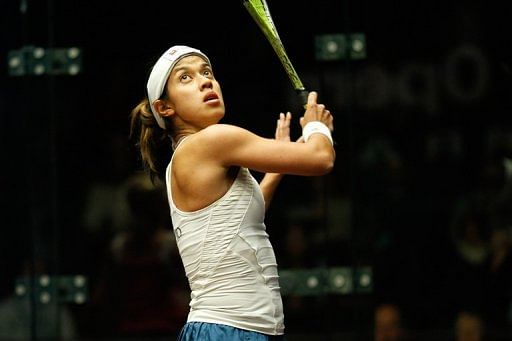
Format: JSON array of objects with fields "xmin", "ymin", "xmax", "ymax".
[
  {"xmin": 260, "ymin": 112, "xmax": 292, "ymax": 211},
  {"xmin": 199, "ymin": 91, "xmax": 335, "ymax": 176}
]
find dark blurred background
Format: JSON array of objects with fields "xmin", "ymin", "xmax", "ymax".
[{"xmin": 1, "ymin": 0, "xmax": 512, "ymax": 340}]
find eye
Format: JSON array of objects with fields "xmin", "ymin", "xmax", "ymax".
[
  {"xmin": 203, "ymin": 69, "xmax": 213, "ymax": 78},
  {"xmin": 179, "ymin": 74, "xmax": 191, "ymax": 82}
]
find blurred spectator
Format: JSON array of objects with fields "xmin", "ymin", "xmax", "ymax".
[
  {"xmin": 280, "ymin": 223, "xmax": 312, "ymax": 269},
  {"xmin": 78, "ymin": 132, "xmax": 137, "ymax": 285},
  {"xmin": 279, "ymin": 222, "xmax": 319, "ymax": 333},
  {"xmin": 0, "ymin": 258, "xmax": 78, "ymax": 340},
  {"xmin": 81, "ymin": 132, "xmax": 135, "ymax": 237},
  {"xmin": 441, "ymin": 152, "xmax": 512, "ymax": 338},
  {"xmin": 482, "ymin": 221, "xmax": 512, "ymax": 330},
  {"xmin": 445, "ymin": 194, "xmax": 489, "ymax": 317},
  {"xmin": 450, "ymin": 196, "xmax": 490, "ymax": 267},
  {"xmin": 454, "ymin": 310, "xmax": 484, "ymax": 341},
  {"xmin": 374, "ymin": 303, "xmax": 406, "ymax": 341},
  {"xmin": 88, "ymin": 173, "xmax": 189, "ymax": 338}
]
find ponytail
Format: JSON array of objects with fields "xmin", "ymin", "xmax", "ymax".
[{"xmin": 129, "ymin": 99, "xmax": 172, "ymax": 183}]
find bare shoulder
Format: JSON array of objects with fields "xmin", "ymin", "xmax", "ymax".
[
  {"xmin": 198, "ymin": 124, "xmax": 250, "ymax": 140},
  {"xmin": 174, "ymin": 124, "xmax": 250, "ymax": 163},
  {"xmin": 193, "ymin": 124, "xmax": 255, "ymax": 151}
]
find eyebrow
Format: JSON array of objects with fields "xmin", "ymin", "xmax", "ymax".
[{"xmin": 173, "ymin": 62, "xmax": 211, "ymax": 74}]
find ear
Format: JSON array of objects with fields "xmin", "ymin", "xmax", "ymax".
[{"xmin": 153, "ymin": 99, "xmax": 175, "ymax": 118}]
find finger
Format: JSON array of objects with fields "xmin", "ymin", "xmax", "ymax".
[
  {"xmin": 328, "ymin": 120, "xmax": 334, "ymax": 132},
  {"xmin": 281, "ymin": 113, "xmax": 290, "ymax": 136},
  {"xmin": 277, "ymin": 113, "xmax": 284, "ymax": 136},
  {"xmin": 327, "ymin": 115, "xmax": 334, "ymax": 131},
  {"xmin": 283, "ymin": 112, "xmax": 291, "ymax": 127},
  {"xmin": 307, "ymin": 91, "xmax": 317, "ymax": 106},
  {"xmin": 281, "ymin": 112, "xmax": 288, "ymax": 124},
  {"xmin": 275, "ymin": 114, "xmax": 281, "ymax": 136}
]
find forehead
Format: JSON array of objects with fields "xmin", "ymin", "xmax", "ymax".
[{"xmin": 174, "ymin": 55, "xmax": 210, "ymax": 70}]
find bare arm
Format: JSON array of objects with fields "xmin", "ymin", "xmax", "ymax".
[
  {"xmin": 198, "ymin": 91, "xmax": 335, "ymax": 176},
  {"xmin": 260, "ymin": 173, "xmax": 283, "ymax": 211},
  {"xmin": 260, "ymin": 112, "xmax": 292, "ymax": 211}
]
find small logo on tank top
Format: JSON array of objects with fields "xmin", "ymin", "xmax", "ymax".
[{"xmin": 175, "ymin": 227, "xmax": 182, "ymax": 239}]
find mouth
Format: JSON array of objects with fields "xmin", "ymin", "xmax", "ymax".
[{"xmin": 204, "ymin": 91, "xmax": 219, "ymax": 102}]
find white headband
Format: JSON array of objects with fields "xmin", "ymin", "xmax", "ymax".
[{"xmin": 146, "ymin": 45, "xmax": 210, "ymax": 129}]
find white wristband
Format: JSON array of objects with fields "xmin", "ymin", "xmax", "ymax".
[{"xmin": 302, "ymin": 121, "xmax": 333, "ymax": 145}]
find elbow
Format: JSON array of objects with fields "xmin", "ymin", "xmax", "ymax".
[
  {"xmin": 318, "ymin": 158, "xmax": 335, "ymax": 175},
  {"xmin": 304, "ymin": 138, "xmax": 336, "ymax": 175},
  {"xmin": 323, "ymin": 158, "xmax": 335, "ymax": 174},
  {"xmin": 311, "ymin": 150, "xmax": 335, "ymax": 175}
]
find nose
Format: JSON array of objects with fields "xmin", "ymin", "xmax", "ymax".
[{"xmin": 199, "ymin": 75, "xmax": 213, "ymax": 90}]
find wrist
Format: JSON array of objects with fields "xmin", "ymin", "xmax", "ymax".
[
  {"xmin": 265, "ymin": 172, "xmax": 284, "ymax": 180},
  {"xmin": 302, "ymin": 121, "xmax": 333, "ymax": 145}
]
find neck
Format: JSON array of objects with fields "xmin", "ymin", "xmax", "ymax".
[{"xmin": 172, "ymin": 134, "xmax": 188, "ymax": 150}]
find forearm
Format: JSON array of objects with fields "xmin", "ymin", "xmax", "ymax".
[{"xmin": 259, "ymin": 172, "xmax": 284, "ymax": 211}]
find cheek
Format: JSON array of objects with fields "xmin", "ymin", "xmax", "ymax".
[
  {"xmin": 215, "ymin": 83, "xmax": 224, "ymax": 99},
  {"xmin": 170, "ymin": 88, "xmax": 195, "ymax": 109}
]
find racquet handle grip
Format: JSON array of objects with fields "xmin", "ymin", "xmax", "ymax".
[{"xmin": 297, "ymin": 89, "xmax": 308, "ymax": 109}]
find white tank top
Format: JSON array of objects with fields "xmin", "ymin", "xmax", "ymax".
[{"xmin": 165, "ymin": 149, "xmax": 285, "ymax": 335}]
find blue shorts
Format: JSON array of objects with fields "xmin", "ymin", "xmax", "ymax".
[{"xmin": 177, "ymin": 321, "xmax": 285, "ymax": 341}]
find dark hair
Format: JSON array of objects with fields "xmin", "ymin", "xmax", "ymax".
[{"xmin": 129, "ymin": 98, "xmax": 172, "ymax": 183}]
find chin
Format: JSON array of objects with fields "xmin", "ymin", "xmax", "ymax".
[{"xmin": 216, "ymin": 113, "xmax": 225, "ymax": 123}]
